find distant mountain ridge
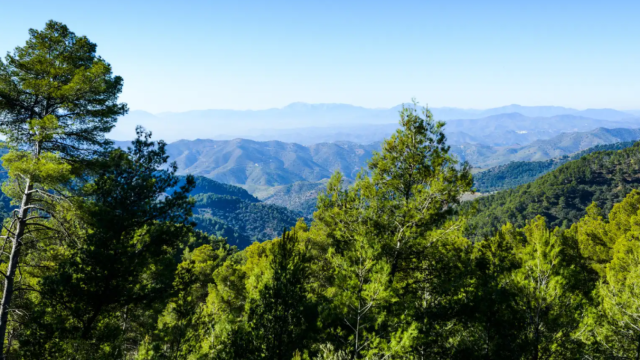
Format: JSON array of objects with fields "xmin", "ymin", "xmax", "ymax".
[
  {"xmin": 159, "ymin": 127, "xmax": 640, "ymax": 188},
  {"xmin": 451, "ymin": 127, "xmax": 640, "ymax": 168},
  {"xmin": 195, "ymin": 113, "xmax": 640, "ymax": 147},
  {"xmin": 111, "ymin": 103, "xmax": 639, "ymax": 143},
  {"xmin": 165, "ymin": 139, "xmax": 378, "ymax": 187}
]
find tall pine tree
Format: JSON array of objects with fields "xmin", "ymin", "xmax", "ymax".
[{"xmin": 0, "ymin": 20, "xmax": 126, "ymax": 357}]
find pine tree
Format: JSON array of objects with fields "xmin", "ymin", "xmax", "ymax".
[
  {"xmin": 0, "ymin": 20, "xmax": 126, "ymax": 356},
  {"xmin": 313, "ymin": 101, "xmax": 473, "ymax": 358}
]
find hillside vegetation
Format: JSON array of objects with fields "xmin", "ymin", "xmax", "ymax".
[
  {"xmin": 193, "ymin": 193, "xmax": 299, "ymax": 248},
  {"xmin": 170, "ymin": 177, "xmax": 300, "ymax": 248},
  {"xmin": 473, "ymin": 141, "xmax": 636, "ymax": 192},
  {"xmin": 468, "ymin": 141, "xmax": 640, "ymax": 239}
]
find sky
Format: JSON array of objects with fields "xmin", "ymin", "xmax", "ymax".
[{"xmin": 1, "ymin": 0, "xmax": 639, "ymax": 113}]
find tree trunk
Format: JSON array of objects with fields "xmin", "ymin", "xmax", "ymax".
[{"xmin": 0, "ymin": 178, "xmax": 32, "ymax": 359}]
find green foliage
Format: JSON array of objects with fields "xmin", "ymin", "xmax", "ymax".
[
  {"xmin": 137, "ymin": 235, "xmax": 236, "ymax": 360},
  {"xmin": 193, "ymin": 193, "xmax": 300, "ymax": 248},
  {"xmin": 0, "ymin": 20, "xmax": 128, "ymax": 357},
  {"xmin": 467, "ymin": 142, "xmax": 640, "ymax": 240},
  {"xmin": 510, "ymin": 217, "xmax": 586, "ymax": 359},
  {"xmin": 16, "ymin": 129, "xmax": 197, "ymax": 359},
  {"xmin": 473, "ymin": 141, "xmax": 636, "ymax": 193},
  {"xmin": 0, "ymin": 20, "xmax": 126, "ymax": 157},
  {"xmin": 568, "ymin": 190, "xmax": 640, "ymax": 358},
  {"xmin": 312, "ymin": 101, "xmax": 474, "ymax": 358},
  {"xmin": 243, "ymin": 231, "xmax": 318, "ymax": 359}
]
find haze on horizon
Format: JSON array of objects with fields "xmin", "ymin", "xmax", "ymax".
[{"xmin": 1, "ymin": 0, "xmax": 639, "ymax": 113}]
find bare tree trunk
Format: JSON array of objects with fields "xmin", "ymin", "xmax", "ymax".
[{"xmin": 0, "ymin": 178, "xmax": 33, "ymax": 359}]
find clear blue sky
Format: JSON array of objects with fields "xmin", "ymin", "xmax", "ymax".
[{"xmin": 1, "ymin": 0, "xmax": 638, "ymax": 113}]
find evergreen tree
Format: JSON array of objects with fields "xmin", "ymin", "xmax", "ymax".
[
  {"xmin": 313, "ymin": 101, "xmax": 473, "ymax": 358},
  {"xmin": 512, "ymin": 217, "xmax": 586, "ymax": 359},
  {"xmin": 465, "ymin": 224, "xmax": 525, "ymax": 359},
  {"xmin": 18, "ymin": 129, "xmax": 196, "ymax": 359},
  {"xmin": 244, "ymin": 230, "xmax": 318, "ymax": 359},
  {"xmin": 0, "ymin": 20, "xmax": 126, "ymax": 356},
  {"xmin": 137, "ymin": 233, "xmax": 236, "ymax": 360},
  {"xmin": 574, "ymin": 191, "xmax": 640, "ymax": 358}
]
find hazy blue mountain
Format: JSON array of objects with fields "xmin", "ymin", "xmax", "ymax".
[
  {"xmin": 223, "ymin": 124, "xmax": 399, "ymax": 145},
  {"xmin": 451, "ymin": 127, "xmax": 640, "ymax": 168},
  {"xmin": 572, "ymin": 108, "xmax": 636, "ymax": 121},
  {"xmin": 219, "ymin": 111, "xmax": 640, "ymax": 147},
  {"xmin": 111, "ymin": 103, "xmax": 638, "ymax": 143},
  {"xmin": 444, "ymin": 113, "xmax": 639, "ymax": 138},
  {"xmin": 475, "ymin": 105, "xmax": 575, "ymax": 118}
]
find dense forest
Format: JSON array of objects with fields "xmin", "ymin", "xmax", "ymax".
[
  {"xmin": 1, "ymin": 21, "xmax": 640, "ymax": 360},
  {"xmin": 193, "ymin": 192, "xmax": 299, "ymax": 248},
  {"xmin": 467, "ymin": 141, "xmax": 640, "ymax": 239},
  {"xmin": 473, "ymin": 141, "xmax": 636, "ymax": 193}
]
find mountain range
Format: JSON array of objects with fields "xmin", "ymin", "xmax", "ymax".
[
  {"xmin": 450, "ymin": 127, "xmax": 640, "ymax": 168},
  {"xmin": 143, "ymin": 127, "xmax": 640, "ymax": 189},
  {"xmin": 164, "ymin": 139, "xmax": 378, "ymax": 186},
  {"xmin": 111, "ymin": 103, "xmax": 640, "ymax": 144}
]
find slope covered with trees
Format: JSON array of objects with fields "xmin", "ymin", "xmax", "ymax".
[
  {"xmin": 170, "ymin": 177, "xmax": 300, "ymax": 248},
  {"xmin": 473, "ymin": 141, "xmax": 636, "ymax": 192},
  {"xmin": 193, "ymin": 193, "xmax": 300, "ymax": 248},
  {"xmin": 468, "ymin": 141, "xmax": 640, "ymax": 239},
  {"xmin": 184, "ymin": 176, "xmax": 260, "ymax": 201}
]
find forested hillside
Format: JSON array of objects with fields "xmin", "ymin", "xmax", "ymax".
[
  {"xmin": 185, "ymin": 176, "xmax": 260, "ymax": 201},
  {"xmin": 193, "ymin": 193, "xmax": 299, "ymax": 248},
  {"xmin": 468, "ymin": 141, "xmax": 640, "ymax": 239},
  {"xmin": 473, "ymin": 141, "xmax": 636, "ymax": 192},
  {"xmin": 172, "ymin": 176, "xmax": 300, "ymax": 248}
]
